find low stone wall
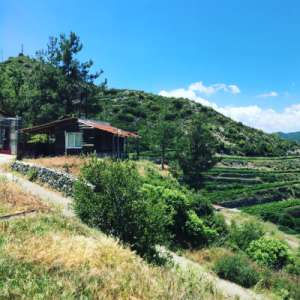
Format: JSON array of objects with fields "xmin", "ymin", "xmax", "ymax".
[{"xmin": 11, "ymin": 161, "xmax": 77, "ymax": 196}]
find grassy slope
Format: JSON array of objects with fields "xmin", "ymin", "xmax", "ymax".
[{"xmin": 0, "ymin": 178, "xmax": 222, "ymax": 300}]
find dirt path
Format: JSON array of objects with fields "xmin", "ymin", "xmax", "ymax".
[
  {"xmin": 158, "ymin": 247, "xmax": 268, "ymax": 300},
  {"xmin": 1, "ymin": 171, "xmax": 74, "ymax": 217},
  {"xmin": 0, "ymin": 155, "xmax": 74, "ymax": 217}
]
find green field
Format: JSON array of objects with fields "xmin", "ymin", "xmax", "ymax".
[
  {"xmin": 242, "ymin": 200, "xmax": 300, "ymax": 234},
  {"xmin": 203, "ymin": 156, "xmax": 300, "ymax": 234}
]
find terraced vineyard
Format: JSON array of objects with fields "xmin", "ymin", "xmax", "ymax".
[{"xmin": 203, "ymin": 156, "xmax": 300, "ymax": 234}]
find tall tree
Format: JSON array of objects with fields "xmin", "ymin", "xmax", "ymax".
[
  {"xmin": 154, "ymin": 120, "xmax": 178, "ymax": 170},
  {"xmin": 177, "ymin": 116, "xmax": 217, "ymax": 189},
  {"xmin": 37, "ymin": 32, "xmax": 106, "ymax": 116}
]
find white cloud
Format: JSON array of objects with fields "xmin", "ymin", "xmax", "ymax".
[
  {"xmin": 159, "ymin": 88, "xmax": 218, "ymax": 109},
  {"xmin": 188, "ymin": 81, "xmax": 240, "ymax": 95},
  {"xmin": 218, "ymin": 104, "xmax": 300, "ymax": 133},
  {"xmin": 257, "ymin": 91, "xmax": 278, "ymax": 98},
  {"xmin": 159, "ymin": 84, "xmax": 300, "ymax": 133}
]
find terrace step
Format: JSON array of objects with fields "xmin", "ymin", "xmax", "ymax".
[{"xmin": 205, "ymin": 175, "xmax": 262, "ymax": 184}]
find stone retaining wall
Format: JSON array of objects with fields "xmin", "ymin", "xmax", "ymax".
[{"xmin": 11, "ymin": 161, "xmax": 77, "ymax": 196}]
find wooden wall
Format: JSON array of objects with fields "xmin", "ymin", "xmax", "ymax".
[{"xmin": 23, "ymin": 119, "xmax": 126, "ymax": 157}]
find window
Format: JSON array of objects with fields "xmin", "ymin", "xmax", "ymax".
[{"xmin": 65, "ymin": 132, "xmax": 82, "ymax": 149}]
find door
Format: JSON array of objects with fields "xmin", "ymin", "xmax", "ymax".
[{"xmin": 0, "ymin": 127, "xmax": 11, "ymax": 154}]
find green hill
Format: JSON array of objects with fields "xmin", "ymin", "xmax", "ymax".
[
  {"xmin": 0, "ymin": 55, "xmax": 298, "ymax": 157},
  {"xmin": 277, "ymin": 131, "xmax": 300, "ymax": 143},
  {"xmin": 95, "ymin": 89, "xmax": 298, "ymax": 156}
]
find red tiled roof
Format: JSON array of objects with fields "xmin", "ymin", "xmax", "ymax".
[
  {"xmin": 22, "ymin": 117, "xmax": 139, "ymax": 138},
  {"xmin": 79, "ymin": 119, "xmax": 139, "ymax": 138}
]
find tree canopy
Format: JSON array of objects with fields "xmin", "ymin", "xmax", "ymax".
[{"xmin": 0, "ymin": 32, "xmax": 106, "ymax": 126}]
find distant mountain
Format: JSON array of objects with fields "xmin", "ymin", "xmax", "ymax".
[{"xmin": 277, "ymin": 132, "xmax": 300, "ymax": 143}]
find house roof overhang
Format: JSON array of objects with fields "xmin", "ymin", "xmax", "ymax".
[
  {"xmin": 21, "ymin": 117, "xmax": 139, "ymax": 138},
  {"xmin": 0, "ymin": 109, "xmax": 14, "ymax": 117}
]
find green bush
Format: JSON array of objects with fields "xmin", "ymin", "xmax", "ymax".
[
  {"xmin": 214, "ymin": 254, "xmax": 259, "ymax": 288},
  {"xmin": 204, "ymin": 213, "xmax": 228, "ymax": 245},
  {"xmin": 259, "ymin": 268, "xmax": 300, "ymax": 300},
  {"xmin": 229, "ymin": 221, "xmax": 264, "ymax": 250},
  {"xmin": 284, "ymin": 257, "xmax": 300, "ymax": 276},
  {"xmin": 246, "ymin": 237, "xmax": 291, "ymax": 269},
  {"xmin": 185, "ymin": 210, "xmax": 218, "ymax": 247},
  {"xmin": 74, "ymin": 159, "xmax": 173, "ymax": 262},
  {"xmin": 27, "ymin": 134, "xmax": 50, "ymax": 144},
  {"xmin": 140, "ymin": 183, "xmax": 218, "ymax": 248},
  {"xmin": 26, "ymin": 168, "xmax": 38, "ymax": 182}
]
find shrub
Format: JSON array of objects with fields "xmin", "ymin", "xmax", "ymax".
[
  {"xmin": 229, "ymin": 221, "xmax": 264, "ymax": 250},
  {"xmin": 26, "ymin": 168, "xmax": 38, "ymax": 182},
  {"xmin": 284, "ymin": 257, "xmax": 300, "ymax": 276},
  {"xmin": 246, "ymin": 237, "xmax": 291, "ymax": 269},
  {"xmin": 185, "ymin": 210, "xmax": 218, "ymax": 247},
  {"xmin": 258, "ymin": 268, "xmax": 300, "ymax": 300},
  {"xmin": 204, "ymin": 213, "xmax": 228, "ymax": 245},
  {"xmin": 74, "ymin": 159, "xmax": 173, "ymax": 262},
  {"xmin": 27, "ymin": 134, "xmax": 49, "ymax": 144},
  {"xmin": 214, "ymin": 254, "xmax": 259, "ymax": 288},
  {"xmin": 137, "ymin": 182, "xmax": 223, "ymax": 248}
]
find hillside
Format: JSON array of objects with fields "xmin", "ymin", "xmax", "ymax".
[
  {"xmin": 0, "ymin": 55, "xmax": 298, "ymax": 157},
  {"xmin": 278, "ymin": 131, "xmax": 300, "ymax": 143},
  {"xmin": 95, "ymin": 89, "xmax": 298, "ymax": 156}
]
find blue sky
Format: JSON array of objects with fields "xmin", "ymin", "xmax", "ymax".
[{"xmin": 1, "ymin": 0, "xmax": 300, "ymax": 132}]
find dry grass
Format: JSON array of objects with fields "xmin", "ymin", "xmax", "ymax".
[
  {"xmin": 135, "ymin": 160, "xmax": 170, "ymax": 177},
  {"xmin": 0, "ymin": 179, "xmax": 223, "ymax": 300},
  {"xmin": 0, "ymin": 213, "xmax": 224, "ymax": 300},
  {"xmin": 184, "ymin": 247, "xmax": 234, "ymax": 270},
  {"xmin": 25, "ymin": 155, "xmax": 88, "ymax": 176},
  {"xmin": 0, "ymin": 176, "xmax": 49, "ymax": 215},
  {"xmin": 25, "ymin": 156, "xmax": 170, "ymax": 178}
]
